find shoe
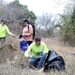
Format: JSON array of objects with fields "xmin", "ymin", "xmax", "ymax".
[
  {"xmin": 37, "ymin": 66, "xmax": 42, "ymax": 69},
  {"xmin": 29, "ymin": 64, "xmax": 35, "ymax": 69}
]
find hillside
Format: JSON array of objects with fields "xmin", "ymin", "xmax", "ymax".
[{"xmin": 0, "ymin": 37, "xmax": 75, "ymax": 75}]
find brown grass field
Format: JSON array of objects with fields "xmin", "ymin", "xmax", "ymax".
[{"xmin": 0, "ymin": 36, "xmax": 75, "ymax": 75}]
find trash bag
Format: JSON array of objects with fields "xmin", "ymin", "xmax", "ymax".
[{"xmin": 43, "ymin": 50, "xmax": 65, "ymax": 72}]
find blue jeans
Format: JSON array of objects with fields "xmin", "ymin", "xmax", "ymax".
[{"xmin": 29, "ymin": 52, "xmax": 46, "ymax": 68}]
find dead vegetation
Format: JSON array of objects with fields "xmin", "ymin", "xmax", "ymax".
[{"xmin": 0, "ymin": 37, "xmax": 75, "ymax": 75}]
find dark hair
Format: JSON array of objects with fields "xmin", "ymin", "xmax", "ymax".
[
  {"xmin": 1, "ymin": 19, "xmax": 6, "ymax": 23},
  {"xmin": 23, "ymin": 19, "xmax": 29, "ymax": 24},
  {"xmin": 34, "ymin": 36, "xmax": 41, "ymax": 41}
]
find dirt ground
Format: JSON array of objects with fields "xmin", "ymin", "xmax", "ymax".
[{"xmin": 0, "ymin": 37, "xmax": 75, "ymax": 75}]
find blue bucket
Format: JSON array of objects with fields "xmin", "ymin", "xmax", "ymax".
[{"xmin": 20, "ymin": 40, "xmax": 28, "ymax": 51}]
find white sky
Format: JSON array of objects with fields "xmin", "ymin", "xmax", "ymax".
[{"xmin": 4, "ymin": 0, "xmax": 69, "ymax": 16}]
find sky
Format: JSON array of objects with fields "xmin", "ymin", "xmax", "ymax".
[{"xmin": 4, "ymin": 0, "xmax": 69, "ymax": 16}]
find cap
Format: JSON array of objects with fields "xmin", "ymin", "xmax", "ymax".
[{"xmin": 1, "ymin": 19, "xmax": 6, "ymax": 23}]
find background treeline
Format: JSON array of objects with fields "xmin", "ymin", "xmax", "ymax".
[{"xmin": 0, "ymin": 0, "xmax": 75, "ymax": 46}]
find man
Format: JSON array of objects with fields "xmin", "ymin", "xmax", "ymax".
[
  {"xmin": 0, "ymin": 19, "xmax": 15, "ymax": 43},
  {"xmin": 24, "ymin": 36, "xmax": 48, "ymax": 68}
]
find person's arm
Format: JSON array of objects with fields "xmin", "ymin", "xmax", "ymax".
[
  {"xmin": 26, "ymin": 25, "xmax": 33, "ymax": 37},
  {"xmin": 43, "ymin": 42, "xmax": 48, "ymax": 53},
  {"xmin": 24, "ymin": 45, "xmax": 32, "ymax": 58},
  {"xmin": 6, "ymin": 25, "xmax": 15, "ymax": 36}
]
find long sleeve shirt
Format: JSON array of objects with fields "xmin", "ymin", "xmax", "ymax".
[
  {"xmin": 0, "ymin": 24, "xmax": 13, "ymax": 38},
  {"xmin": 25, "ymin": 42, "xmax": 48, "ymax": 58},
  {"xmin": 22, "ymin": 24, "xmax": 33, "ymax": 41}
]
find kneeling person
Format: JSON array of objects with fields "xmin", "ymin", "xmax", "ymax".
[{"xmin": 24, "ymin": 36, "xmax": 48, "ymax": 68}]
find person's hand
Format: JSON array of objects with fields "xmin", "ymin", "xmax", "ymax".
[
  {"xmin": 12, "ymin": 34, "xmax": 16, "ymax": 37},
  {"xmin": 19, "ymin": 35, "xmax": 23, "ymax": 39},
  {"xmin": 28, "ymin": 55, "xmax": 33, "ymax": 59},
  {"xmin": 23, "ymin": 35, "xmax": 27, "ymax": 39},
  {"xmin": 37, "ymin": 50, "xmax": 43, "ymax": 55}
]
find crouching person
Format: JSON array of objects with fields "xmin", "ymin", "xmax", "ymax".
[{"xmin": 24, "ymin": 36, "xmax": 48, "ymax": 69}]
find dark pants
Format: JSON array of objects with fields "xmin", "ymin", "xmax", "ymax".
[
  {"xmin": 0, "ymin": 37, "xmax": 6, "ymax": 44},
  {"xmin": 27, "ymin": 41, "xmax": 33, "ymax": 45},
  {"xmin": 0, "ymin": 37, "xmax": 6, "ymax": 41}
]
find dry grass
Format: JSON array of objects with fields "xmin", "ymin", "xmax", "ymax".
[{"xmin": 0, "ymin": 37, "xmax": 75, "ymax": 75}]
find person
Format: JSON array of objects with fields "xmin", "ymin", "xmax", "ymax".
[
  {"xmin": 24, "ymin": 36, "xmax": 48, "ymax": 69},
  {"xmin": 21, "ymin": 19, "xmax": 33, "ymax": 45},
  {"xmin": 0, "ymin": 19, "xmax": 15, "ymax": 43}
]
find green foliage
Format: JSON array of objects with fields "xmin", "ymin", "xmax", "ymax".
[
  {"xmin": 0, "ymin": 0, "xmax": 36, "ymax": 24},
  {"xmin": 59, "ymin": 7, "xmax": 75, "ymax": 46},
  {"xmin": 26, "ymin": 11, "xmax": 37, "ymax": 24},
  {"xmin": 53, "ymin": 23, "xmax": 62, "ymax": 30},
  {"xmin": 15, "ymin": 0, "xmax": 19, "ymax": 4},
  {"xmin": 8, "ymin": 0, "xmax": 37, "ymax": 24}
]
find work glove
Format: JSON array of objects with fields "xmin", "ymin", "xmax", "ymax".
[
  {"xmin": 23, "ymin": 35, "xmax": 27, "ymax": 39},
  {"xmin": 28, "ymin": 55, "xmax": 33, "ymax": 59},
  {"xmin": 19, "ymin": 35, "xmax": 27, "ymax": 39},
  {"xmin": 19, "ymin": 35, "xmax": 23, "ymax": 39},
  {"xmin": 37, "ymin": 50, "xmax": 43, "ymax": 55}
]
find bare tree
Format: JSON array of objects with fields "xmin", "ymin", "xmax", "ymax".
[{"xmin": 37, "ymin": 13, "xmax": 56, "ymax": 34}]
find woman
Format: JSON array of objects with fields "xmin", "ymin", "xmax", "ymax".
[{"xmin": 22, "ymin": 19, "xmax": 33, "ymax": 45}]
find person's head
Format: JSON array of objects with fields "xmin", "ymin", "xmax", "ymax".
[
  {"xmin": 22, "ymin": 19, "xmax": 29, "ymax": 27},
  {"xmin": 34, "ymin": 36, "xmax": 41, "ymax": 46},
  {"xmin": 1, "ymin": 19, "xmax": 6, "ymax": 25}
]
